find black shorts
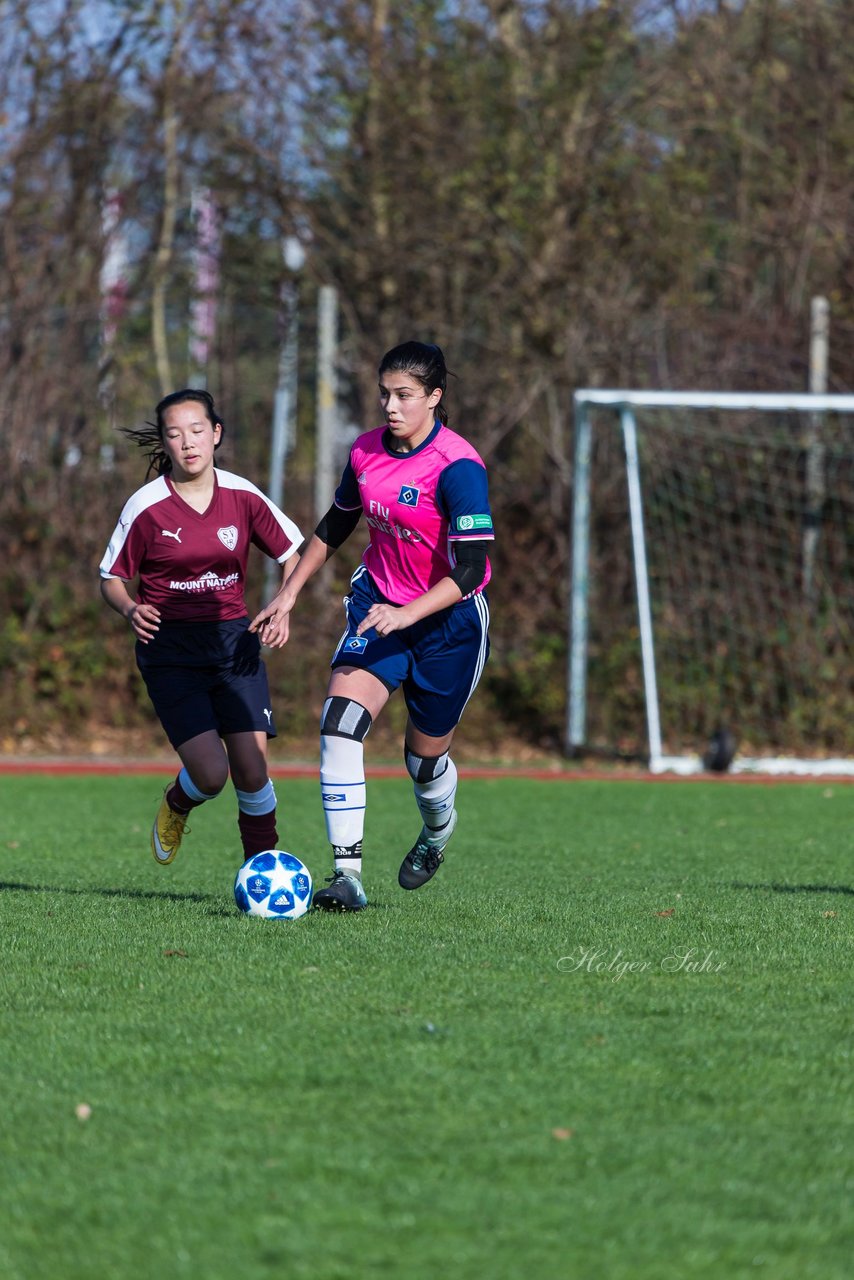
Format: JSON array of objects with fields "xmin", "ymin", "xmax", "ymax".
[{"xmin": 136, "ymin": 618, "xmax": 276, "ymax": 750}]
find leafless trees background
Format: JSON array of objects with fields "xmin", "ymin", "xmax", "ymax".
[{"xmin": 1, "ymin": 0, "xmax": 852, "ymax": 756}]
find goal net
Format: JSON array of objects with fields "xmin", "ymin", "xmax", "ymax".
[{"xmin": 568, "ymin": 391, "xmax": 854, "ymax": 775}]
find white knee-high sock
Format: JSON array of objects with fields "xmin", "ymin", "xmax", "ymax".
[{"xmin": 320, "ymin": 733, "xmax": 366, "ymax": 875}]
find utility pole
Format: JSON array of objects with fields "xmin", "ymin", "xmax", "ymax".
[
  {"xmin": 314, "ymin": 285, "xmax": 339, "ymax": 521},
  {"xmin": 263, "ymin": 237, "xmax": 304, "ymax": 604},
  {"xmin": 803, "ymin": 295, "xmax": 829, "ymax": 606}
]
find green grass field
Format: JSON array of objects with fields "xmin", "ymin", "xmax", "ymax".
[{"xmin": 1, "ymin": 773, "xmax": 851, "ymax": 1280}]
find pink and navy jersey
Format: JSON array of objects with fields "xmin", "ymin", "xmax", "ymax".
[
  {"xmin": 100, "ymin": 469, "xmax": 303, "ymax": 622},
  {"xmin": 335, "ymin": 422, "xmax": 493, "ymax": 605}
]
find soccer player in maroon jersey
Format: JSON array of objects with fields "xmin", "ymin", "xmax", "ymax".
[
  {"xmin": 250, "ymin": 342, "xmax": 494, "ymax": 912},
  {"xmin": 100, "ymin": 389, "xmax": 303, "ymax": 866}
]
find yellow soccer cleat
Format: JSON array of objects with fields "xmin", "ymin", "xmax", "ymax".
[{"xmin": 151, "ymin": 791, "xmax": 189, "ymax": 865}]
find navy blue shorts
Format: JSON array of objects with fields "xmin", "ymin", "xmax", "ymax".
[
  {"xmin": 136, "ymin": 618, "xmax": 276, "ymax": 750},
  {"xmin": 330, "ymin": 567, "xmax": 490, "ymax": 737}
]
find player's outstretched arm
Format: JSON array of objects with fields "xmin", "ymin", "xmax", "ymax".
[
  {"xmin": 250, "ymin": 502, "xmax": 362, "ymax": 647},
  {"xmin": 249, "ymin": 536, "xmax": 336, "ymax": 648}
]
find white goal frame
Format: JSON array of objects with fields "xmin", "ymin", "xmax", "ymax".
[{"xmin": 568, "ymin": 389, "xmax": 854, "ymax": 776}]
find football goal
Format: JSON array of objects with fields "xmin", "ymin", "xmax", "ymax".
[{"xmin": 568, "ymin": 390, "xmax": 854, "ymax": 775}]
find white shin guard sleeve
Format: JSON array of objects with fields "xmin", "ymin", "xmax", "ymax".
[{"xmin": 320, "ymin": 733, "xmax": 366, "ymax": 848}]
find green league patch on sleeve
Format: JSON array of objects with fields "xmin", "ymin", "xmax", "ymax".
[{"xmin": 456, "ymin": 514, "xmax": 493, "ymax": 532}]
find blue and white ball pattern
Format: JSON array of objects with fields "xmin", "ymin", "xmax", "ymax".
[{"xmin": 234, "ymin": 850, "xmax": 313, "ymax": 920}]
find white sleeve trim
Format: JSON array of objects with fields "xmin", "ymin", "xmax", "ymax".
[{"xmin": 99, "ymin": 477, "xmax": 170, "ymax": 577}]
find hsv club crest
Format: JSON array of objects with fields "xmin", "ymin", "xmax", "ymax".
[{"xmin": 217, "ymin": 525, "xmax": 239, "ymax": 550}]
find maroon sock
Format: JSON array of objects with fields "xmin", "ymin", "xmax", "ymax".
[
  {"xmin": 238, "ymin": 809, "xmax": 279, "ymax": 859},
  {"xmin": 167, "ymin": 776, "xmax": 199, "ymax": 814}
]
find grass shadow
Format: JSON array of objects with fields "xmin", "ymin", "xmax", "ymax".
[
  {"xmin": 0, "ymin": 879, "xmax": 233, "ymax": 914},
  {"xmin": 731, "ymin": 881, "xmax": 854, "ymax": 896},
  {"xmin": 1, "ymin": 879, "xmax": 398, "ymax": 918}
]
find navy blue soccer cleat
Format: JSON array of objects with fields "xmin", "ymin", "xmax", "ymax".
[
  {"xmin": 398, "ymin": 810, "xmax": 458, "ymax": 890},
  {"xmin": 312, "ymin": 869, "xmax": 368, "ymax": 913}
]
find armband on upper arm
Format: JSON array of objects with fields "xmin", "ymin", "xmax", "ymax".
[
  {"xmin": 315, "ymin": 504, "xmax": 362, "ymax": 549},
  {"xmin": 449, "ymin": 539, "xmax": 488, "ymax": 595}
]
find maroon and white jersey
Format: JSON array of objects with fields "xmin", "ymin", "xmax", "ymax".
[{"xmin": 100, "ymin": 470, "xmax": 303, "ymax": 622}]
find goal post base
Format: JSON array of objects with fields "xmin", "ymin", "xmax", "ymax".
[{"xmin": 650, "ymin": 755, "xmax": 854, "ymax": 779}]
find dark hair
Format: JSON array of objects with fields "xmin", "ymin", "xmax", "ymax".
[
  {"xmin": 122, "ymin": 389, "xmax": 224, "ymax": 478},
  {"xmin": 378, "ymin": 341, "xmax": 450, "ymax": 425}
]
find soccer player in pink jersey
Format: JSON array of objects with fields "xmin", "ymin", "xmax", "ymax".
[
  {"xmin": 250, "ymin": 341, "xmax": 494, "ymax": 911},
  {"xmin": 100, "ymin": 389, "xmax": 304, "ymax": 866}
]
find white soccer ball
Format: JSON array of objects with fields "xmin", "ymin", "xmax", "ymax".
[{"xmin": 234, "ymin": 850, "xmax": 313, "ymax": 920}]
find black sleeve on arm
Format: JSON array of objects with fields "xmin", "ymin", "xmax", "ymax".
[
  {"xmin": 449, "ymin": 539, "xmax": 489, "ymax": 596},
  {"xmin": 314, "ymin": 503, "xmax": 362, "ymax": 549}
]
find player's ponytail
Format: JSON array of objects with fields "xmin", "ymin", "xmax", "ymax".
[{"xmin": 379, "ymin": 341, "xmax": 451, "ymax": 426}]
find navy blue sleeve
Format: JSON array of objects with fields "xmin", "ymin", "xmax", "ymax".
[
  {"xmin": 436, "ymin": 458, "xmax": 494, "ymax": 539},
  {"xmin": 334, "ymin": 459, "xmax": 362, "ymax": 511}
]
